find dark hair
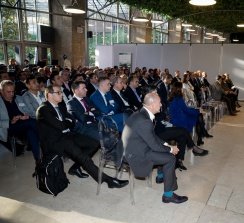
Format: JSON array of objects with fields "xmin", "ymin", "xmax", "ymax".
[
  {"xmin": 71, "ymin": 80, "xmax": 86, "ymax": 91},
  {"xmin": 49, "ymin": 70, "xmax": 59, "ymax": 84},
  {"xmin": 25, "ymin": 74, "xmax": 36, "ymax": 85},
  {"xmin": 127, "ymin": 74, "xmax": 138, "ymax": 85},
  {"xmin": 98, "ymin": 76, "xmax": 109, "ymax": 84},
  {"xmin": 182, "ymin": 73, "xmax": 189, "ymax": 83},
  {"xmin": 168, "ymin": 82, "xmax": 183, "ymax": 101}
]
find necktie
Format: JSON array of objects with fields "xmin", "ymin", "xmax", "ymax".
[
  {"xmin": 81, "ymin": 98, "xmax": 90, "ymax": 112},
  {"xmin": 55, "ymin": 106, "xmax": 63, "ymax": 121}
]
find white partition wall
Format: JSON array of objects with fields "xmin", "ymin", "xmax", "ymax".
[
  {"xmin": 222, "ymin": 45, "xmax": 244, "ymax": 99},
  {"xmin": 95, "ymin": 45, "xmax": 113, "ymax": 68},
  {"xmin": 96, "ymin": 43, "xmax": 244, "ymax": 99},
  {"xmin": 190, "ymin": 44, "xmax": 221, "ymax": 84},
  {"xmin": 161, "ymin": 44, "xmax": 190, "ymax": 74}
]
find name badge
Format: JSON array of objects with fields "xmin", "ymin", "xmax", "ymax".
[{"xmin": 18, "ymin": 103, "xmax": 25, "ymax": 107}]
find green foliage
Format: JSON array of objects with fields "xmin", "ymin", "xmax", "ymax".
[{"xmin": 118, "ymin": 0, "xmax": 244, "ymax": 33}]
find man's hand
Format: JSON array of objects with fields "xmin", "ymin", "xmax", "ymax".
[
  {"xmin": 170, "ymin": 145, "xmax": 179, "ymax": 155},
  {"xmin": 19, "ymin": 114, "xmax": 29, "ymax": 120},
  {"xmin": 11, "ymin": 115, "xmax": 21, "ymax": 124}
]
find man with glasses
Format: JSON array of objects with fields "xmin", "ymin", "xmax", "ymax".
[{"xmin": 36, "ymin": 84, "xmax": 129, "ymax": 189}]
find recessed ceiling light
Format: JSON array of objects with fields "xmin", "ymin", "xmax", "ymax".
[
  {"xmin": 189, "ymin": 0, "xmax": 216, "ymax": 6},
  {"xmin": 186, "ymin": 28, "xmax": 195, "ymax": 32},
  {"xmin": 237, "ymin": 24, "xmax": 244, "ymax": 28},
  {"xmin": 151, "ymin": 19, "xmax": 164, "ymax": 24},
  {"xmin": 182, "ymin": 23, "xmax": 192, "ymax": 27},
  {"xmin": 132, "ymin": 17, "xmax": 149, "ymax": 22}
]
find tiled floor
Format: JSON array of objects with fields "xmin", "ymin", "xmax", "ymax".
[{"xmin": 1, "ymin": 104, "xmax": 244, "ymax": 223}]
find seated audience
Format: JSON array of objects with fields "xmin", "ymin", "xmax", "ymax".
[
  {"xmin": 90, "ymin": 77, "xmax": 125, "ymax": 132},
  {"xmin": 36, "ymin": 84, "xmax": 128, "ymax": 188},
  {"xmin": 168, "ymin": 82, "xmax": 212, "ymax": 146},
  {"xmin": 210, "ymin": 75, "xmax": 237, "ymax": 116},
  {"xmin": 0, "ymin": 80, "xmax": 40, "ymax": 163}
]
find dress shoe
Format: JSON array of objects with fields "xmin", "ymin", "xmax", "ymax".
[
  {"xmin": 162, "ymin": 193, "xmax": 188, "ymax": 204},
  {"xmin": 197, "ymin": 139, "xmax": 204, "ymax": 146},
  {"xmin": 68, "ymin": 167, "xmax": 89, "ymax": 178},
  {"xmin": 156, "ymin": 176, "xmax": 164, "ymax": 184},
  {"xmin": 205, "ymin": 133, "xmax": 213, "ymax": 138},
  {"xmin": 176, "ymin": 160, "xmax": 187, "ymax": 171},
  {"xmin": 192, "ymin": 149, "xmax": 208, "ymax": 156},
  {"xmin": 107, "ymin": 178, "xmax": 129, "ymax": 188}
]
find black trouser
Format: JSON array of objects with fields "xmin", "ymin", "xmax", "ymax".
[
  {"xmin": 156, "ymin": 126, "xmax": 195, "ymax": 160},
  {"xmin": 8, "ymin": 118, "xmax": 40, "ymax": 160},
  {"xmin": 62, "ymin": 133, "xmax": 111, "ymax": 183}
]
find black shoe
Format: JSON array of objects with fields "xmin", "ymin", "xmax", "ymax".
[
  {"xmin": 197, "ymin": 140, "xmax": 204, "ymax": 146},
  {"xmin": 162, "ymin": 193, "xmax": 188, "ymax": 204},
  {"xmin": 176, "ymin": 160, "xmax": 187, "ymax": 170},
  {"xmin": 192, "ymin": 149, "xmax": 209, "ymax": 156},
  {"xmin": 205, "ymin": 133, "xmax": 213, "ymax": 138},
  {"xmin": 156, "ymin": 176, "xmax": 164, "ymax": 184},
  {"xmin": 68, "ymin": 167, "xmax": 89, "ymax": 178},
  {"xmin": 107, "ymin": 178, "xmax": 129, "ymax": 188}
]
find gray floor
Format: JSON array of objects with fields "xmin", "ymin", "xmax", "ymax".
[{"xmin": 1, "ymin": 104, "xmax": 244, "ymax": 223}]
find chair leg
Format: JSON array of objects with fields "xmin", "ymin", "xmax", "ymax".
[
  {"xmin": 10, "ymin": 137, "xmax": 16, "ymax": 168},
  {"xmin": 129, "ymin": 169, "xmax": 135, "ymax": 205},
  {"xmin": 96, "ymin": 151, "xmax": 105, "ymax": 195},
  {"xmin": 147, "ymin": 171, "xmax": 152, "ymax": 188}
]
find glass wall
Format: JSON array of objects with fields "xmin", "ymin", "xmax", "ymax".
[
  {"xmin": 87, "ymin": 0, "xmax": 130, "ymax": 66},
  {"xmin": 0, "ymin": 0, "xmax": 51, "ymax": 65}
]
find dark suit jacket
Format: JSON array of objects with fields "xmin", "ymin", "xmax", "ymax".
[
  {"xmin": 66, "ymin": 96, "xmax": 99, "ymax": 139},
  {"xmin": 36, "ymin": 101, "xmax": 76, "ymax": 156},
  {"xmin": 122, "ymin": 108, "xmax": 171, "ymax": 177},
  {"xmin": 123, "ymin": 86, "xmax": 142, "ymax": 110},
  {"xmin": 157, "ymin": 82, "xmax": 169, "ymax": 110},
  {"xmin": 90, "ymin": 90, "xmax": 124, "ymax": 132},
  {"xmin": 86, "ymin": 82, "xmax": 96, "ymax": 97},
  {"xmin": 110, "ymin": 89, "xmax": 134, "ymax": 113}
]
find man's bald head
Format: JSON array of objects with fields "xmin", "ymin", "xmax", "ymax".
[{"xmin": 143, "ymin": 93, "xmax": 161, "ymax": 114}]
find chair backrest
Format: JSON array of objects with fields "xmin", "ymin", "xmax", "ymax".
[{"xmin": 98, "ymin": 116, "xmax": 121, "ymax": 164}]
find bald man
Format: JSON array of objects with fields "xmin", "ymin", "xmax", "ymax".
[{"xmin": 121, "ymin": 93, "xmax": 188, "ymax": 204}]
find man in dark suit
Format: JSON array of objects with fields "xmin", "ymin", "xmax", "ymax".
[
  {"xmin": 90, "ymin": 77, "xmax": 125, "ymax": 132},
  {"xmin": 123, "ymin": 75, "xmax": 142, "ymax": 110},
  {"xmin": 110, "ymin": 76, "xmax": 135, "ymax": 113},
  {"xmin": 157, "ymin": 74, "xmax": 172, "ymax": 112},
  {"xmin": 86, "ymin": 73, "xmax": 98, "ymax": 97},
  {"xmin": 36, "ymin": 84, "xmax": 128, "ymax": 189},
  {"xmin": 67, "ymin": 81, "xmax": 99, "ymax": 140},
  {"xmin": 67, "ymin": 80, "xmax": 100, "ymax": 178},
  {"xmin": 121, "ymin": 92, "xmax": 188, "ymax": 204}
]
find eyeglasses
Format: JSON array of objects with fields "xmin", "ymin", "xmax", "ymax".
[{"xmin": 52, "ymin": 91, "xmax": 62, "ymax": 95}]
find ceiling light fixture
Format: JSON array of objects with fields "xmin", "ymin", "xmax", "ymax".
[
  {"xmin": 218, "ymin": 38, "xmax": 226, "ymax": 41},
  {"xmin": 233, "ymin": 39, "xmax": 239, "ymax": 42},
  {"xmin": 186, "ymin": 28, "xmax": 196, "ymax": 32},
  {"xmin": 132, "ymin": 17, "xmax": 149, "ymax": 22},
  {"xmin": 189, "ymin": 0, "xmax": 216, "ymax": 6},
  {"xmin": 182, "ymin": 23, "xmax": 192, "ymax": 27},
  {"xmin": 237, "ymin": 24, "xmax": 244, "ymax": 28},
  {"xmin": 151, "ymin": 19, "xmax": 164, "ymax": 24},
  {"xmin": 63, "ymin": 0, "xmax": 85, "ymax": 14},
  {"xmin": 204, "ymin": 36, "xmax": 213, "ymax": 39}
]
